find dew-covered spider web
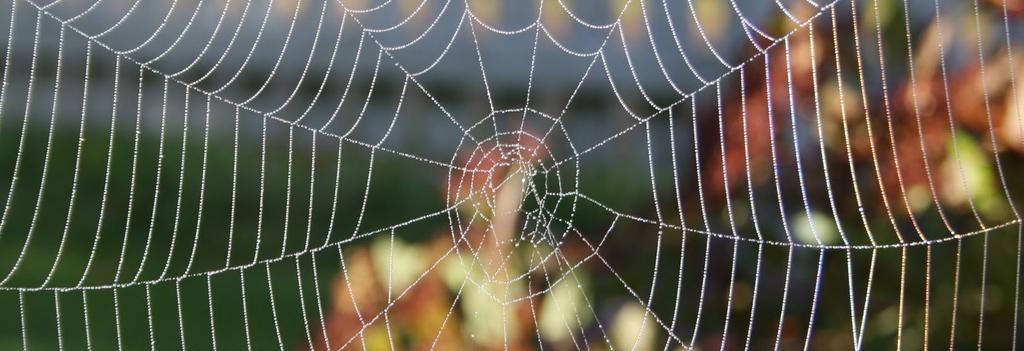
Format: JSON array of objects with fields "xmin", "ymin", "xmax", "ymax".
[{"xmin": 0, "ymin": 0, "xmax": 1023, "ymax": 349}]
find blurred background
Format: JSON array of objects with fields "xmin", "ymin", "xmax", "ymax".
[{"xmin": 1, "ymin": 0, "xmax": 1024, "ymax": 349}]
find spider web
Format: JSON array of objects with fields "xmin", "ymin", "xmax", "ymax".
[{"xmin": 0, "ymin": 0, "xmax": 1022, "ymax": 349}]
